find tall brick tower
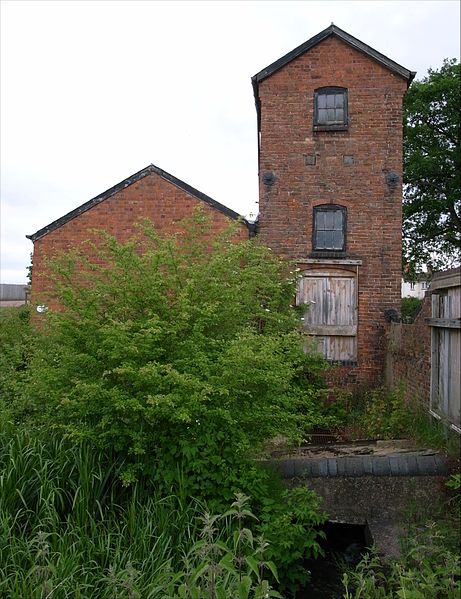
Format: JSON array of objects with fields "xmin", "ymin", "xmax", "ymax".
[{"xmin": 252, "ymin": 25, "xmax": 415, "ymax": 385}]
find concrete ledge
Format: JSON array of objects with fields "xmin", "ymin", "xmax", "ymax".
[{"xmin": 263, "ymin": 452, "xmax": 450, "ymax": 479}]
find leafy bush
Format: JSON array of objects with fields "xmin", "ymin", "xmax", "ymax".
[
  {"xmin": 0, "ymin": 306, "xmax": 35, "ymax": 423},
  {"xmin": 343, "ymin": 520, "xmax": 460, "ymax": 598},
  {"xmin": 25, "ymin": 216, "xmax": 328, "ymax": 495},
  {"xmin": 340, "ymin": 386, "xmax": 411, "ymax": 441},
  {"xmin": 14, "ymin": 215, "xmax": 331, "ymax": 592},
  {"xmin": 259, "ymin": 486, "xmax": 326, "ymax": 594},
  {"xmin": 401, "ymin": 296, "xmax": 423, "ymax": 323}
]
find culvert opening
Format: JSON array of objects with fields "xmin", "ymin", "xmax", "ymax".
[{"xmin": 297, "ymin": 521, "xmax": 370, "ymax": 599}]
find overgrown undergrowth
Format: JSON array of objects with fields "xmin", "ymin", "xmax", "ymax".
[
  {"xmin": 1, "ymin": 427, "xmax": 315, "ymax": 598},
  {"xmin": 342, "ymin": 481, "xmax": 461, "ymax": 599}
]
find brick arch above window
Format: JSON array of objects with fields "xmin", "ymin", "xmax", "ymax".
[{"xmin": 313, "ymin": 87, "xmax": 348, "ymax": 131}]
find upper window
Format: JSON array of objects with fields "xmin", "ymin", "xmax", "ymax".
[
  {"xmin": 313, "ymin": 205, "xmax": 346, "ymax": 252},
  {"xmin": 314, "ymin": 87, "xmax": 348, "ymax": 130}
]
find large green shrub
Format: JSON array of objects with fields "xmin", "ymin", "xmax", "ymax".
[
  {"xmin": 16, "ymin": 215, "xmax": 331, "ymax": 592},
  {"xmin": 26, "ymin": 216, "xmax": 327, "ymax": 495}
]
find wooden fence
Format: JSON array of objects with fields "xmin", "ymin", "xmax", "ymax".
[
  {"xmin": 428, "ymin": 269, "xmax": 460, "ymax": 433},
  {"xmin": 385, "ymin": 268, "xmax": 460, "ymax": 434}
]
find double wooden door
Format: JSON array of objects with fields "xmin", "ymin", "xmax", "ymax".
[{"xmin": 297, "ymin": 269, "xmax": 357, "ymax": 362}]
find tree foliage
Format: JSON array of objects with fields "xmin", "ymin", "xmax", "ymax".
[
  {"xmin": 25, "ymin": 214, "xmax": 329, "ymax": 498},
  {"xmin": 403, "ymin": 58, "xmax": 461, "ymax": 272}
]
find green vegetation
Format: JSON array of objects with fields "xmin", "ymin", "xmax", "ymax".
[
  {"xmin": 339, "ymin": 389, "xmax": 460, "ymax": 599},
  {"xmin": 338, "ymin": 385, "xmax": 460, "ymax": 458},
  {"xmin": 2, "ymin": 215, "xmax": 459, "ymax": 597},
  {"xmin": 0, "ymin": 427, "xmax": 285, "ymax": 598},
  {"xmin": 0, "ymin": 305, "xmax": 35, "ymax": 421},
  {"xmin": 401, "ymin": 296, "xmax": 423, "ymax": 323},
  {"xmin": 403, "ymin": 58, "xmax": 461, "ymax": 272},
  {"xmin": 343, "ymin": 479, "xmax": 461, "ymax": 599},
  {"xmin": 0, "ymin": 216, "xmax": 335, "ymax": 596},
  {"xmin": 23, "ymin": 218, "xmax": 330, "ymax": 495}
]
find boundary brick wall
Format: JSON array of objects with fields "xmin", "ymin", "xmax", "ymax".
[{"xmin": 385, "ymin": 292, "xmax": 431, "ymax": 405}]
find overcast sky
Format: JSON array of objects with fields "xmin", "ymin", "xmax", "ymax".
[{"xmin": 1, "ymin": 0, "xmax": 460, "ymax": 284}]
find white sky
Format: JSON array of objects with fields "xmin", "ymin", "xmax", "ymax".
[{"xmin": 1, "ymin": 0, "xmax": 460, "ymax": 284}]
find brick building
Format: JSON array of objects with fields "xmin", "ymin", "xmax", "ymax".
[
  {"xmin": 28, "ymin": 24, "xmax": 415, "ymax": 386},
  {"xmin": 253, "ymin": 24, "xmax": 415, "ymax": 384},
  {"xmin": 27, "ymin": 164, "xmax": 252, "ymax": 306}
]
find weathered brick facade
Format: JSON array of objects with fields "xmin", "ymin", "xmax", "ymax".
[
  {"xmin": 253, "ymin": 26, "xmax": 414, "ymax": 385},
  {"xmin": 29, "ymin": 25, "xmax": 415, "ymax": 388},
  {"xmin": 29, "ymin": 165, "xmax": 250, "ymax": 306}
]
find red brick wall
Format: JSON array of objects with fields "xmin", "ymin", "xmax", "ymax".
[
  {"xmin": 31, "ymin": 171, "xmax": 249, "ymax": 306},
  {"xmin": 385, "ymin": 293, "xmax": 431, "ymax": 405},
  {"xmin": 257, "ymin": 36, "xmax": 408, "ymax": 385}
]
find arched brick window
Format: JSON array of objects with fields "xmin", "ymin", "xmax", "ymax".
[
  {"xmin": 314, "ymin": 87, "xmax": 348, "ymax": 130},
  {"xmin": 313, "ymin": 205, "xmax": 346, "ymax": 252}
]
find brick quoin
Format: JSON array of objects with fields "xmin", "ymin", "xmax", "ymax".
[
  {"xmin": 29, "ymin": 167, "xmax": 250, "ymax": 308},
  {"xmin": 253, "ymin": 27, "xmax": 414, "ymax": 387}
]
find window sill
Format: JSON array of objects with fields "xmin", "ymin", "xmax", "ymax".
[
  {"xmin": 327, "ymin": 360, "xmax": 358, "ymax": 367},
  {"xmin": 310, "ymin": 251, "xmax": 347, "ymax": 259},
  {"xmin": 313, "ymin": 124, "xmax": 348, "ymax": 132}
]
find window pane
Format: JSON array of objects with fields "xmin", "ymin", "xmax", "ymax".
[
  {"xmin": 332, "ymin": 230, "xmax": 344, "ymax": 249},
  {"xmin": 318, "ymin": 94, "xmax": 327, "ymax": 108},
  {"xmin": 324, "ymin": 210, "xmax": 335, "ymax": 230},
  {"xmin": 333, "ymin": 210, "xmax": 343, "ymax": 229},
  {"xmin": 316, "ymin": 231, "xmax": 326, "ymax": 248},
  {"xmin": 324, "ymin": 231, "xmax": 334, "ymax": 249},
  {"xmin": 316, "ymin": 211, "xmax": 326, "ymax": 230},
  {"xmin": 318, "ymin": 108, "xmax": 327, "ymax": 123},
  {"xmin": 326, "ymin": 94, "xmax": 335, "ymax": 108},
  {"xmin": 326, "ymin": 109, "xmax": 336, "ymax": 122},
  {"xmin": 335, "ymin": 108, "xmax": 344, "ymax": 122},
  {"xmin": 335, "ymin": 94, "xmax": 344, "ymax": 107}
]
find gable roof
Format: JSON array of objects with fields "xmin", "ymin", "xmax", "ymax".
[
  {"xmin": 27, "ymin": 163, "xmax": 251, "ymax": 242},
  {"xmin": 252, "ymin": 24, "xmax": 416, "ymax": 89},
  {"xmin": 252, "ymin": 24, "xmax": 416, "ymax": 132}
]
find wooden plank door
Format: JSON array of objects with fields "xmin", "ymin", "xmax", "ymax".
[{"xmin": 297, "ymin": 270, "xmax": 357, "ymax": 362}]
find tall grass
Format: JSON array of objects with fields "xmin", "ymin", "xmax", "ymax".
[
  {"xmin": 0, "ymin": 428, "xmax": 200, "ymax": 598},
  {"xmin": 0, "ymin": 428, "xmax": 283, "ymax": 598}
]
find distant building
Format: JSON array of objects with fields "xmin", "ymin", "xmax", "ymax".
[
  {"xmin": 401, "ymin": 276, "xmax": 431, "ymax": 299},
  {"xmin": 0, "ymin": 284, "xmax": 29, "ymax": 307}
]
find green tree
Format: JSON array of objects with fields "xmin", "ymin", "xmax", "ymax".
[
  {"xmin": 25, "ymin": 215, "xmax": 329, "ymax": 498},
  {"xmin": 403, "ymin": 58, "xmax": 461, "ymax": 273}
]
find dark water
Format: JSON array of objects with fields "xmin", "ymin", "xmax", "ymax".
[{"xmin": 297, "ymin": 522, "xmax": 368, "ymax": 599}]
